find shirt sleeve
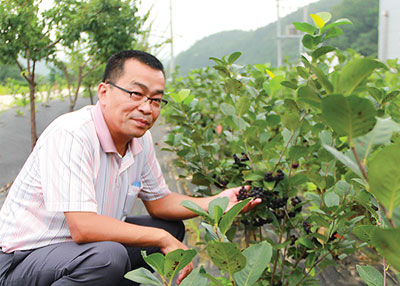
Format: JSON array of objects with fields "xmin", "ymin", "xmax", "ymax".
[
  {"xmin": 138, "ymin": 132, "xmax": 171, "ymax": 201},
  {"xmin": 38, "ymin": 128, "xmax": 98, "ymax": 212}
]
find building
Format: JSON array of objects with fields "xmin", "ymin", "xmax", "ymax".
[{"xmin": 379, "ymin": 0, "xmax": 400, "ymax": 61}]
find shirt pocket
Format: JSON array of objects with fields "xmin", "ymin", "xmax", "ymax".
[{"xmin": 122, "ymin": 186, "xmax": 140, "ymax": 217}]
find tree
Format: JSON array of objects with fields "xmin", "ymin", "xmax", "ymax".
[
  {"xmin": 0, "ymin": 0, "xmax": 67, "ymax": 149},
  {"xmin": 328, "ymin": 0, "xmax": 379, "ymax": 57},
  {"xmin": 53, "ymin": 0, "xmax": 148, "ymax": 112}
]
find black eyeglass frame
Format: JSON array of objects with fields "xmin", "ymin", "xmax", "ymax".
[{"xmin": 107, "ymin": 81, "xmax": 168, "ymax": 108}]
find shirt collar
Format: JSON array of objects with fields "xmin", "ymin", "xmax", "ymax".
[{"xmin": 91, "ymin": 102, "xmax": 143, "ymax": 156}]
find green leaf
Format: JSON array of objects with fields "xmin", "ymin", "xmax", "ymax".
[
  {"xmin": 171, "ymin": 89, "xmax": 191, "ymax": 104},
  {"xmin": 316, "ymin": 12, "xmax": 332, "ymax": 25},
  {"xmin": 322, "ymin": 94, "xmax": 377, "ymax": 138},
  {"xmin": 164, "ymin": 249, "xmax": 197, "ymax": 281},
  {"xmin": 337, "ymin": 58, "xmax": 387, "ymax": 95},
  {"xmin": 323, "ymin": 145, "xmax": 362, "ymax": 178},
  {"xmin": 228, "ymin": 52, "xmax": 242, "ymax": 64},
  {"xmin": 280, "ymin": 80, "xmax": 298, "ymax": 90},
  {"xmin": 321, "ymin": 18, "xmax": 352, "ymax": 34},
  {"xmin": 353, "ymin": 225, "xmax": 378, "ymax": 244},
  {"xmin": 180, "ymin": 267, "xmax": 208, "ymax": 286},
  {"xmin": 312, "ymin": 46, "xmax": 335, "ymax": 61},
  {"xmin": 269, "ymin": 75, "xmax": 285, "ymax": 91},
  {"xmin": 297, "ymin": 85, "xmax": 321, "ymax": 109},
  {"xmin": 236, "ymin": 96, "xmax": 251, "ymax": 115},
  {"xmin": 209, "ymin": 197, "xmax": 229, "ymax": 224},
  {"xmin": 293, "ymin": 22, "xmax": 316, "ymax": 34},
  {"xmin": 356, "ymin": 265, "xmax": 384, "ymax": 286},
  {"xmin": 324, "ymin": 191, "xmax": 339, "ymax": 207},
  {"xmin": 352, "ymin": 117, "xmax": 400, "ymax": 162},
  {"xmin": 191, "ymin": 172, "xmax": 211, "ymax": 186},
  {"xmin": 206, "ymin": 241, "xmax": 246, "ymax": 274},
  {"xmin": 233, "ymin": 241, "xmax": 272, "ymax": 286},
  {"xmin": 142, "ymin": 251, "xmax": 165, "ymax": 275},
  {"xmin": 219, "ymin": 198, "xmax": 251, "ymax": 235},
  {"xmin": 368, "ymin": 144, "xmax": 400, "ymax": 218},
  {"xmin": 324, "ymin": 26, "xmax": 343, "ymax": 40},
  {"xmin": 226, "ymin": 78, "xmax": 243, "ymax": 95},
  {"xmin": 371, "ymin": 227, "xmax": 400, "ymax": 271},
  {"xmin": 220, "ymin": 103, "xmax": 236, "ymax": 116},
  {"xmin": 282, "ymin": 99, "xmax": 300, "ymax": 131},
  {"xmin": 298, "ymin": 237, "xmax": 314, "ymax": 249},
  {"xmin": 124, "ymin": 268, "xmax": 161, "ymax": 285},
  {"xmin": 181, "ymin": 200, "xmax": 211, "ymax": 220},
  {"xmin": 302, "ymin": 34, "xmax": 314, "ymax": 50}
]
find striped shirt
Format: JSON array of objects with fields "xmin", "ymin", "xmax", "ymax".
[{"xmin": 0, "ymin": 102, "xmax": 170, "ymax": 253}]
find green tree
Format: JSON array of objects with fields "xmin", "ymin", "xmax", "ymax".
[
  {"xmin": 0, "ymin": 0, "xmax": 68, "ymax": 148},
  {"xmin": 53, "ymin": 0, "xmax": 148, "ymax": 111},
  {"xmin": 0, "ymin": 64, "xmax": 24, "ymax": 83}
]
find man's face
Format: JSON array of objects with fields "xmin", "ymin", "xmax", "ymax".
[{"xmin": 98, "ymin": 59, "xmax": 165, "ymax": 141}]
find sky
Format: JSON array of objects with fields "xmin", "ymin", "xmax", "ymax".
[{"xmin": 137, "ymin": 0, "xmax": 320, "ymax": 61}]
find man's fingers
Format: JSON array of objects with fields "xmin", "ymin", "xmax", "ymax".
[
  {"xmin": 242, "ymin": 198, "xmax": 262, "ymax": 213},
  {"xmin": 176, "ymin": 262, "xmax": 194, "ymax": 285}
]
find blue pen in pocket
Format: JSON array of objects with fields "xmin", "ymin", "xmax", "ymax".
[{"xmin": 132, "ymin": 181, "xmax": 141, "ymax": 188}]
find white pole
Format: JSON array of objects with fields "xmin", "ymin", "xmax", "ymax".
[{"xmin": 276, "ymin": 0, "xmax": 282, "ymax": 67}]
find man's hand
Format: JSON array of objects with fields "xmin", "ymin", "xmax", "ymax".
[
  {"xmin": 159, "ymin": 232, "xmax": 194, "ymax": 285},
  {"xmin": 215, "ymin": 185, "xmax": 262, "ymax": 213}
]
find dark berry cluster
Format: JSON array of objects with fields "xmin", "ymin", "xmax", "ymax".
[
  {"xmin": 263, "ymin": 169, "xmax": 285, "ymax": 184},
  {"xmin": 212, "ymin": 174, "xmax": 228, "ymax": 189},
  {"xmin": 233, "ymin": 153, "xmax": 249, "ymax": 168},
  {"xmin": 303, "ymin": 221, "xmax": 312, "ymax": 234}
]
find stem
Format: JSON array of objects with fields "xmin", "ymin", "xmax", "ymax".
[
  {"xmin": 350, "ymin": 144, "xmax": 368, "ymax": 181},
  {"xmin": 295, "ymin": 252, "xmax": 329, "ymax": 286},
  {"xmin": 274, "ymin": 113, "xmax": 306, "ymax": 172},
  {"xmin": 237, "ymin": 114, "xmax": 255, "ymax": 169},
  {"xmin": 271, "ymin": 216, "xmax": 287, "ymax": 285}
]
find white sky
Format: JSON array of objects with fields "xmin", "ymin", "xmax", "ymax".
[{"xmin": 137, "ymin": 0, "xmax": 320, "ymax": 60}]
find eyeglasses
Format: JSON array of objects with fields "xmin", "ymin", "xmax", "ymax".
[{"xmin": 107, "ymin": 81, "xmax": 168, "ymax": 109}]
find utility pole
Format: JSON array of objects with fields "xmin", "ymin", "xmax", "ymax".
[{"xmin": 169, "ymin": 0, "xmax": 175, "ymax": 75}]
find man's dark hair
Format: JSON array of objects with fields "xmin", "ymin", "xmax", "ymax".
[{"xmin": 102, "ymin": 50, "xmax": 164, "ymax": 83}]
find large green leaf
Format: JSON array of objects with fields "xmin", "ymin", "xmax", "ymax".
[
  {"xmin": 219, "ymin": 198, "xmax": 251, "ymax": 235},
  {"xmin": 293, "ymin": 22, "xmax": 317, "ymax": 34},
  {"xmin": 124, "ymin": 268, "xmax": 161, "ymax": 285},
  {"xmin": 281, "ymin": 99, "xmax": 300, "ymax": 131},
  {"xmin": 371, "ymin": 227, "xmax": 400, "ymax": 271},
  {"xmin": 236, "ymin": 96, "xmax": 251, "ymax": 115},
  {"xmin": 353, "ymin": 225, "xmax": 378, "ymax": 244},
  {"xmin": 164, "ymin": 249, "xmax": 197, "ymax": 281},
  {"xmin": 352, "ymin": 117, "xmax": 400, "ymax": 162},
  {"xmin": 368, "ymin": 144, "xmax": 400, "ymax": 218},
  {"xmin": 233, "ymin": 241, "xmax": 272, "ymax": 286},
  {"xmin": 297, "ymin": 85, "xmax": 321, "ymax": 110},
  {"xmin": 323, "ymin": 144, "xmax": 362, "ymax": 178},
  {"xmin": 142, "ymin": 251, "xmax": 165, "ymax": 275},
  {"xmin": 180, "ymin": 267, "xmax": 208, "ymax": 286},
  {"xmin": 181, "ymin": 200, "xmax": 211, "ymax": 220},
  {"xmin": 228, "ymin": 52, "xmax": 242, "ymax": 64},
  {"xmin": 322, "ymin": 94, "xmax": 377, "ymax": 138},
  {"xmin": 356, "ymin": 265, "xmax": 384, "ymax": 286},
  {"xmin": 208, "ymin": 197, "xmax": 229, "ymax": 224},
  {"xmin": 206, "ymin": 242, "xmax": 246, "ymax": 274},
  {"xmin": 337, "ymin": 58, "xmax": 387, "ymax": 95}
]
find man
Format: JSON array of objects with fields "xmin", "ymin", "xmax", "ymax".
[{"xmin": 0, "ymin": 50, "xmax": 260, "ymax": 285}]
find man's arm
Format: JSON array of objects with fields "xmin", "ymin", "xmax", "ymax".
[{"xmin": 144, "ymin": 186, "xmax": 261, "ymax": 221}]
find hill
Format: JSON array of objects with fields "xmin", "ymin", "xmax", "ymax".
[{"xmin": 174, "ymin": 0, "xmax": 378, "ymax": 74}]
